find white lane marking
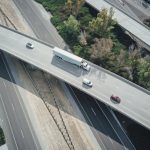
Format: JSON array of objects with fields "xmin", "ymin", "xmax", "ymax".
[
  {"xmin": 68, "ymin": 85, "xmax": 107, "ymax": 150},
  {"xmin": 109, "ymin": 108, "xmax": 136, "ymax": 149},
  {"xmin": 12, "ymin": 104, "xmax": 15, "ymax": 111},
  {"xmin": 108, "ymin": 136, "xmax": 114, "ymax": 144},
  {"xmin": 95, "ymin": 99, "xmax": 136, "ymax": 150},
  {"xmin": 0, "ymin": 94, "xmax": 18, "ymax": 150},
  {"xmin": 20, "ymin": 129, "xmax": 24, "ymax": 139},
  {"xmin": 0, "ymin": 118, "xmax": 3, "ymax": 125},
  {"xmin": 1, "ymin": 56, "xmax": 39, "ymax": 149},
  {"xmin": 91, "ymin": 107, "xmax": 96, "ymax": 116},
  {"xmin": 3, "ymin": 81, "xmax": 6, "ymax": 87}
]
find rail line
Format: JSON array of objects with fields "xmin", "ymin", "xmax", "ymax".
[
  {"xmin": 21, "ymin": 62, "xmax": 75, "ymax": 150},
  {"xmin": 0, "ymin": 9, "xmax": 75, "ymax": 150},
  {"xmin": 0, "ymin": 7, "xmax": 17, "ymax": 30}
]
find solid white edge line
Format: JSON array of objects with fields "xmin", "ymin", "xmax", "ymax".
[
  {"xmin": 0, "ymin": 94, "xmax": 18, "ymax": 150},
  {"xmin": 20, "ymin": 129, "xmax": 24, "ymax": 139},
  {"xmin": 95, "ymin": 99, "xmax": 136, "ymax": 150},
  {"xmin": 3, "ymin": 81, "xmax": 6, "ymax": 87},
  {"xmin": 1, "ymin": 55, "xmax": 39, "ymax": 150},
  {"xmin": 12, "ymin": 104, "xmax": 15, "ymax": 111},
  {"xmin": 108, "ymin": 107, "xmax": 136, "ymax": 149},
  {"xmin": 91, "ymin": 107, "xmax": 96, "ymax": 116},
  {"xmin": 68, "ymin": 85, "xmax": 107, "ymax": 150}
]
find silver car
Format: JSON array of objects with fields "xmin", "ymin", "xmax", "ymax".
[
  {"xmin": 82, "ymin": 78, "xmax": 93, "ymax": 87},
  {"xmin": 26, "ymin": 42, "xmax": 34, "ymax": 49}
]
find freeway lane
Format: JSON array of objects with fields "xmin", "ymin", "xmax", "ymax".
[
  {"xmin": 13, "ymin": 0, "xmax": 63, "ymax": 48},
  {"xmin": 86, "ymin": 0, "xmax": 150, "ymax": 49},
  {"xmin": 0, "ymin": 25, "xmax": 150, "ymax": 129},
  {"xmin": 104, "ymin": 0, "xmax": 140, "ymax": 21},
  {"xmin": 70, "ymin": 86, "xmax": 135, "ymax": 150},
  {"xmin": 0, "ymin": 54, "xmax": 40, "ymax": 150},
  {"xmin": 9, "ymin": 0, "xmax": 136, "ymax": 149}
]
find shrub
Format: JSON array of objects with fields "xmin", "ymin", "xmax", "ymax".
[{"xmin": 51, "ymin": 15, "xmax": 63, "ymax": 26}]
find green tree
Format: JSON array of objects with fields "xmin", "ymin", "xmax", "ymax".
[
  {"xmin": 90, "ymin": 38, "xmax": 114, "ymax": 67},
  {"xmin": 75, "ymin": 0, "xmax": 85, "ymax": 17},
  {"xmin": 77, "ymin": 7, "xmax": 93, "ymax": 26},
  {"xmin": 65, "ymin": 0, "xmax": 73, "ymax": 12},
  {"xmin": 137, "ymin": 58, "xmax": 150, "ymax": 90},
  {"xmin": 65, "ymin": 0, "xmax": 85, "ymax": 16},
  {"xmin": 64, "ymin": 15, "xmax": 80, "ymax": 31},
  {"xmin": 115, "ymin": 50, "xmax": 133, "ymax": 80},
  {"xmin": 0, "ymin": 128, "xmax": 5, "ymax": 146},
  {"xmin": 126, "ymin": 50, "xmax": 141, "ymax": 81},
  {"xmin": 88, "ymin": 7, "xmax": 116, "ymax": 38},
  {"xmin": 58, "ymin": 15, "xmax": 80, "ymax": 45}
]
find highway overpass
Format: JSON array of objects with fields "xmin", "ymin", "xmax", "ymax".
[
  {"xmin": 86, "ymin": 0, "xmax": 150, "ymax": 50},
  {"xmin": 0, "ymin": 25, "xmax": 150, "ymax": 130}
]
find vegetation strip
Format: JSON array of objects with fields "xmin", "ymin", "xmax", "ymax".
[{"xmin": 35, "ymin": 0, "xmax": 150, "ymax": 91}]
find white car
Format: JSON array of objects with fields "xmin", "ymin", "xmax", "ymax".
[
  {"xmin": 26, "ymin": 42, "xmax": 34, "ymax": 49},
  {"xmin": 82, "ymin": 78, "xmax": 93, "ymax": 87}
]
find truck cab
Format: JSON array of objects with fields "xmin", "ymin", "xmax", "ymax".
[
  {"xmin": 82, "ymin": 61, "xmax": 91, "ymax": 71},
  {"xmin": 53, "ymin": 47, "xmax": 91, "ymax": 71}
]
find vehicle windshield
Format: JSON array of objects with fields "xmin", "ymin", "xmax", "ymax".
[
  {"xmin": 83, "ymin": 62, "xmax": 87, "ymax": 67},
  {"xmin": 88, "ymin": 81, "xmax": 91, "ymax": 84}
]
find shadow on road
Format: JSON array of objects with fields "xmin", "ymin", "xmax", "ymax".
[
  {"xmin": 0, "ymin": 52, "xmax": 137, "ymax": 150},
  {"xmin": 51, "ymin": 56, "xmax": 82, "ymax": 77}
]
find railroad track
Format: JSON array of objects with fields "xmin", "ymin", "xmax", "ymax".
[
  {"xmin": 0, "ymin": 8, "xmax": 75, "ymax": 150},
  {"xmin": 0, "ymin": 7, "xmax": 17, "ymax": 30},
  {"xmin": 21, "ymin": 62, "xmax": 75, "ymax": 150}
]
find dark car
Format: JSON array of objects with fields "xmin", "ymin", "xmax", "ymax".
[
  {"xmin": 110, "ymin": 95, "xmax": 121, "ymax": 103},
  {"xmin": 26, "ymin": 42, "xmax": 34, "ymax": 49}
]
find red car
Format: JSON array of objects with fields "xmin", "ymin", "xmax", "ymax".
[{"xmin": 110, "ymin": 95, "xmax": 121, "ymax": 103}]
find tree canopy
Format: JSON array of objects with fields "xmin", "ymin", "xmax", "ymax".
[{"xmin": 88, "ymin": 7, "xmax": 116, "ymax": 38}]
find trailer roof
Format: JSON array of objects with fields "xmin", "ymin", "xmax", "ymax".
[{"xmin": 53, "ymin": 47, "xmax": 83, "ymax": 62}]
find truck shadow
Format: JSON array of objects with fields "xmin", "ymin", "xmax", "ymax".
[{"xmin": 51, "ymin": 56, "xmax": 85, "ymax": 77}]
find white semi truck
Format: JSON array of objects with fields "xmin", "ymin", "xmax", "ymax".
[{"xmin": 53, "ymin": 47, "xmax": 90, "ymax": 71}]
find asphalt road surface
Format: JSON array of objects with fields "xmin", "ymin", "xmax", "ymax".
[
  {"xmin": 10, "ymin": 0, "xmax": 137, "ymax": 149},
  {"xmin": 104, "ymin": 0, "xmax": 140, "ymax": 21},
  {"xmin": 13, "ymin": 0, "xmax": 64, "ymax": 48},
  {"xmin": 126, "ymin": 0, "xmax": 150, "ymax": 16},
  {"xmin": 0, "ymin": 53, "xmax": 41, "ymax": 150},
  {"xmin": 69, "ymin": 86, "xmax": 135, "ymax": 150},
  {"xmin": 0, "ymin": 24, "xmax": 150, "ymax": 130},
  {"xmin": 4, "ymin": 0, "xmax": 146, "ymax": 149}
]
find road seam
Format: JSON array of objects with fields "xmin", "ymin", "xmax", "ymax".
[
  {"xmin": 68, "ymin": 85, "xmax": 106, "ymax": 150},
  {"xmin": 95, "ymin": 99, "xmax": 135, "ymax": 150}
]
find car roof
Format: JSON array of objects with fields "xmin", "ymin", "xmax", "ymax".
[{"xmin": 83, "ymin": 78, "xmax": 90, "ymax": 82}]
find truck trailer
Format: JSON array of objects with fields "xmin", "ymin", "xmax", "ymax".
[{"xmin": 53, "ymin": 47, "xmax": 90, "ymax": 71}]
